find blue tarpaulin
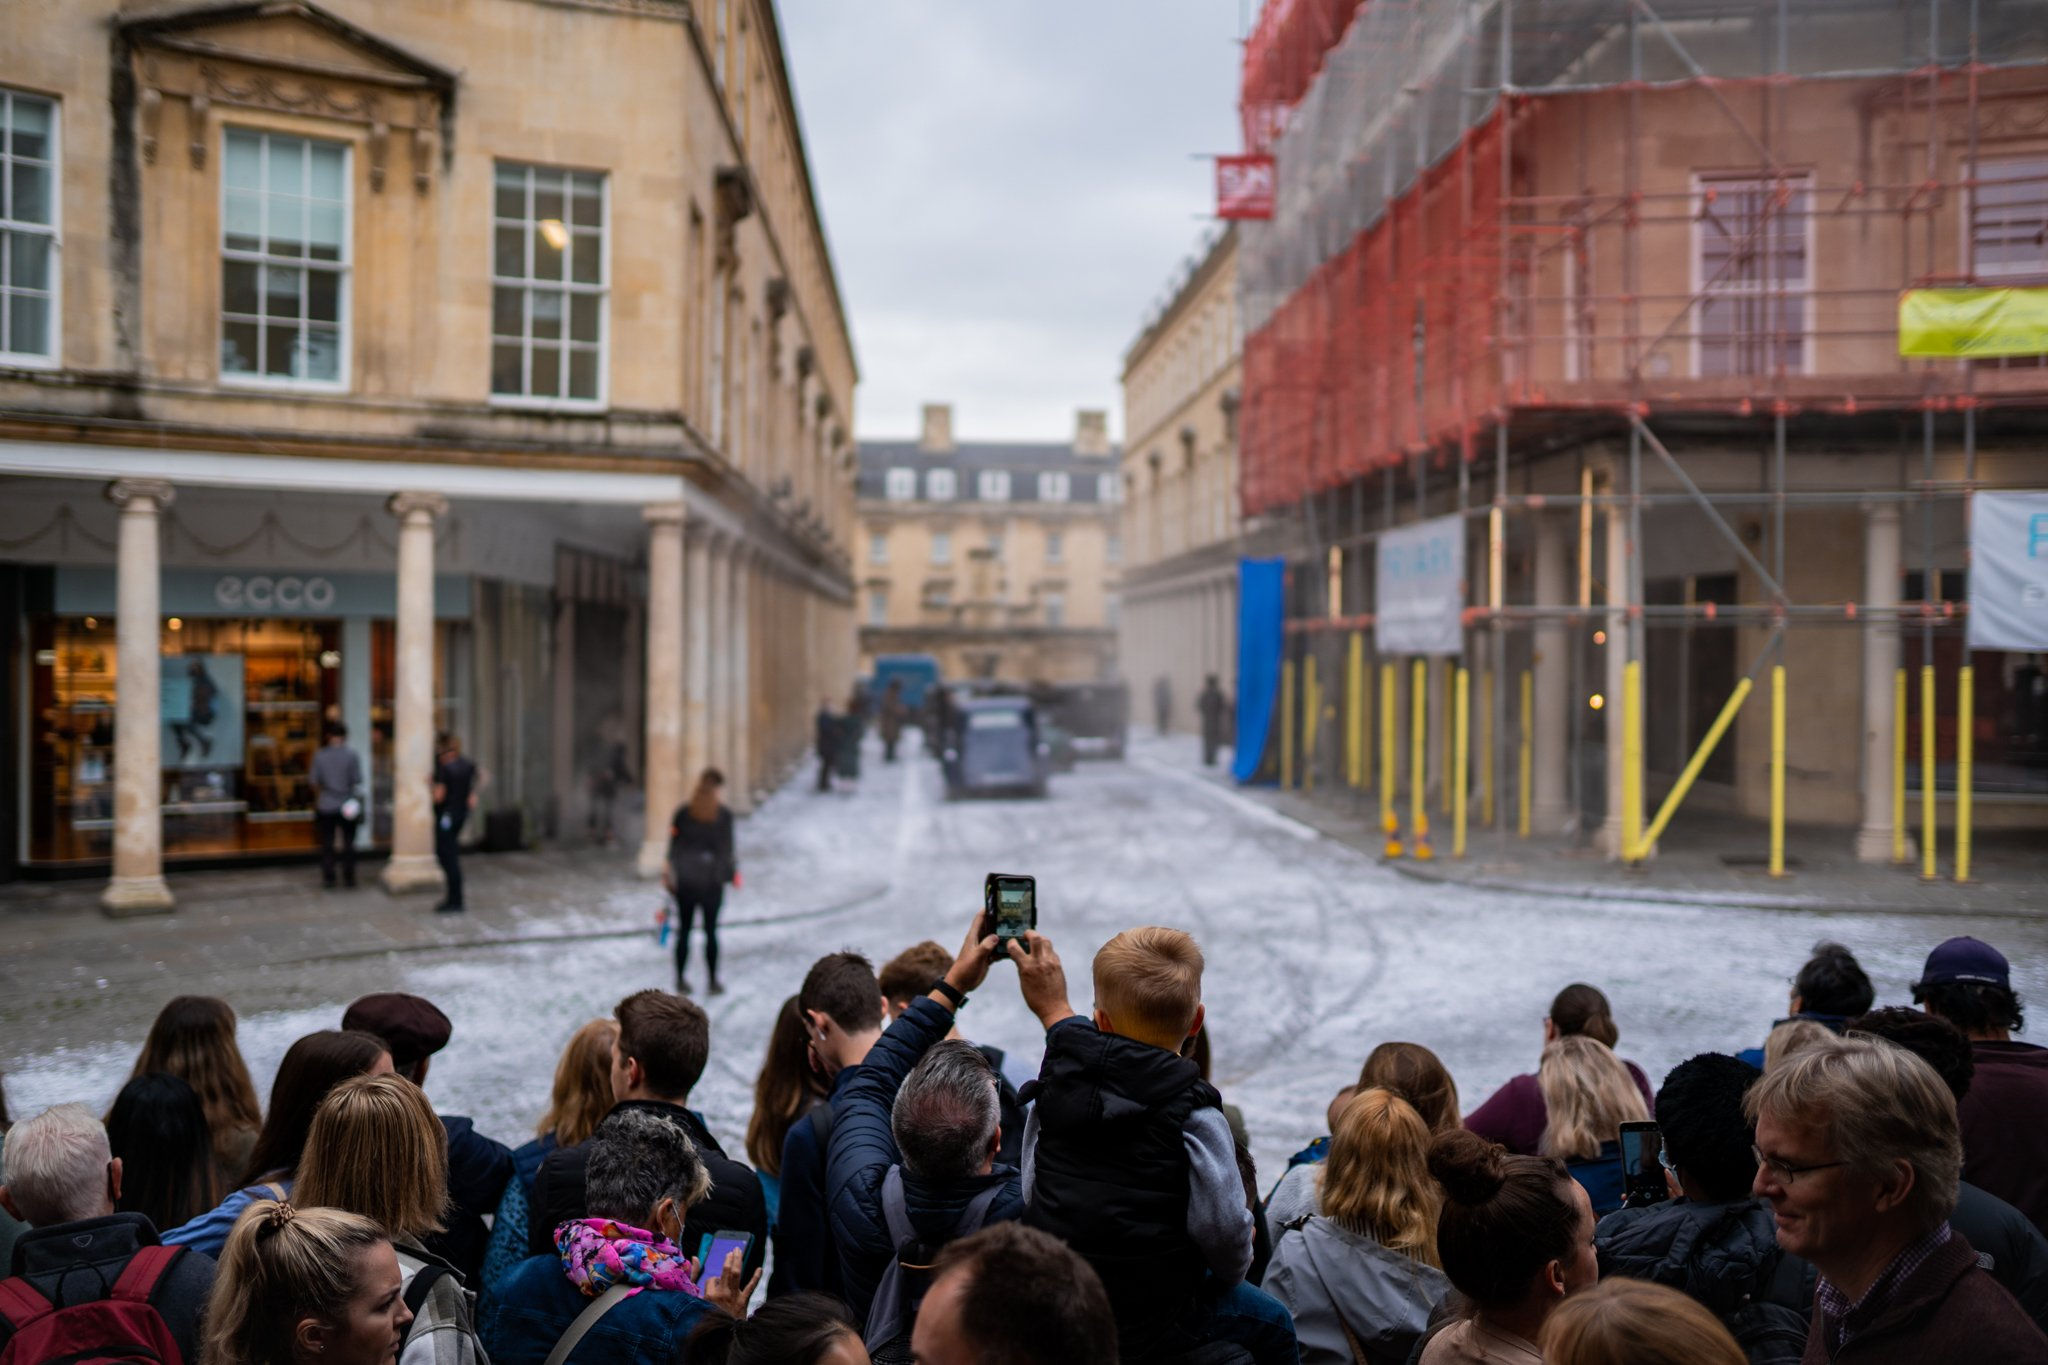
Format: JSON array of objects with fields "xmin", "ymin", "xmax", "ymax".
[{"xmin": 1232, "ymin": 557, "xmax": 1285, "ymax": 784}]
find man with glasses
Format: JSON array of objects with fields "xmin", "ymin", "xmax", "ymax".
[
  {"xmin": 1746, "ymin": 1034, "xmax": 2048, "ymax": 1362},
  {"xmin": 1596, "ymin": 1053, "xmax": 1814, "ymax": 1358}
]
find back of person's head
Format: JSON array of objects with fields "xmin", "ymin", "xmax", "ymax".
[
  {"xmin": 1537, "ymin": 1034, "xmax": 1647, "ymax": 1161},
  {"xmin": 1358, "ymin": 1041, "xmax": 1461, "ymax": 1134},
  {"xmin": 746, "ymin": 996, "xmax": 824, "ymax": 1175},
  {"xmin": 131, "ymin": 995, "xmax": 262, "ymax": 1154},
  {"xmin": 1429, "ymin": 1129, "xmax": 1585, "ymax": 1311},
  {"xmin": 1850, "ymin": 1007, "xmax": 1974, "ymax": 1104},
  {"xmin": 1, "ymin": 1103, "xmax": 113, "ymax": 1225},
  {"xmin": 1745, "ymin": 1034, "xmax": 1961, "ymax": 1229},
  {"xmin": 585, "ymin": 1106, "xmax": 709, "ymax": 1227},
  {"xmin": 879, "ymin": 941, "xmax": 954, "ymax": 1013},
  {"xmin": 340, "ymin": 992, "xmax": 452, "ymax": 1081},
  {"xmin": 295, "ymin": 1073, "xmax": 449, "ymax": 1242},
  {"xmin": 1794, "ymin": 941, "xmax": 1875, "ymax": 1018},
  {"xmin": 613, "ymin": 989, "xmax": 711, "ymax": 1101},
  {"xmin": 921, "ymin": 1221, "xmax": 1117, "ymax": 1365},
  {"xmin": 1539, "ymin": 1278, "xmax": 1746, "ymax": 1365},
  {"xmin": 1763, "ymin": 1018, "xmax": 1834, "ymax": 1072},
  {"xmin": 799, "ymin": 952, "xmax": 885, "ymax": 1035},
  {"xmin": 107, "ymin": 1071, "xmax": 216, "ymax": 1232},
  {"xmin": 204, "ymin": 1200, "xmax": 393, "ymax": 1365},
  {"xmin": 1915, "ymin": 978, "xmax": 2026, "ymax": 1037},
  {"xmin": 684, "ymin": 1291, "xmax": 862, "ymax": 1365},
  {"xmin": 1092, "ymin": 926, "xmax": 1204, "ymax": 1046},
  {"xmin": 689, "ymin": 768, "xmax": 725, "ymax": 821},
  {"xmin": 891, "ymin": 1041, "xmax": 999, "ymax": 1182},
  {"xmin": 242, "ymin": 1029, "xmax": 390, "ymax": 1186},
  {"xmin": 1318, "ymin": 1088, "xmax": 1440, "ymax": 1266},
  {"xmin": 1653, "ymin": 1054, "xmax": 1761, "ymax": 1202},
  {"xmin": 540, "ymin": 1018, "xmax": 619, "ymax": 1147},
  {"xmin": 1549, "ymin": 984, "xmax": 1620, "ymax": 1047}
]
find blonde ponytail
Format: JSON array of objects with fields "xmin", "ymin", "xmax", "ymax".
[{"xmin": 203, "ymin": 1200, "xmax": 387, "ymax": 1365}]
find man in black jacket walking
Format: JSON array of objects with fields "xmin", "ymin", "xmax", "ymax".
[{"xmin": 529, "ymin": 990, "xmax": 767, "ymax": 1279}]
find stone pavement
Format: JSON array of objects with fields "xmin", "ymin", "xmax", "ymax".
[{"xmin": 1134, "ymin": 733, "xmax": 2048, "ymax": 918}]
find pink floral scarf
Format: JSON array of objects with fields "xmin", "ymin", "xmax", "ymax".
[{"xmin": 555, "ymin": 1218, "xmax": 705, "ymax": 1298}]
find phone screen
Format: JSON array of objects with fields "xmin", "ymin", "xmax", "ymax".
[
  {"xmin": 698, "ymin": 1231, "xmax": 753, "ymax": 1279},
  {"xmin": 993, "ymin": 876, "xmax": 1035, "ymax": 938},
  {"xmin": 1618, "ymin": 1123, "xmax": 1667, "ymax": 1204}
]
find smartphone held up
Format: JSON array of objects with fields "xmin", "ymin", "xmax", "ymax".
[{"xmin": 984, "ymin": 873, "xmax": 1036, "ymax": 955}]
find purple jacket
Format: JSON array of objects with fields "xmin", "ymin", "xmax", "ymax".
[{"xmin": 1464, "ymin": 1060, "xmax": 1656, "ymax": 1156}]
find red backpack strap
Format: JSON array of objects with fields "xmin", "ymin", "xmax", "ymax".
[
  {"xmin": 0, "ymin": 1275, "xmax": 53, "ymax": 1333},
  {"xmin": 109, "ymin": 1246, "xmax": 183, "ymax": 1305}
]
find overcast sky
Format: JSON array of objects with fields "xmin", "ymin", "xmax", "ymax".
[{"xmin": 777, "ymin": 2, "xmax": 1244, "ymax": 445}]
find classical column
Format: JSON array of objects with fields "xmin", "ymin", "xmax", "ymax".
[
  {"xmin": 728, "ymin": 549, "xmax": 754, "ymax": 813},
  {"xmin": 684, "ymin": 528, "xmax": 713, "ymax": 777},
  {"xmin": 637, "ymin": 504, "xmax": 686, "ymax": 878},
  {"xmin": 1855, "ymin": 502, "xmax": 1910, "ymax": 862},
  {"xmin": 706, "ymin": 535, "xmax": 733, "ymax": 771},
  {"xmin": 1531, "ymin": 513, "xmax": 1571, "ymax": 833},
  {"xmin": 101, "ymin": 479, "xmax": 176, "ymax": 916},
  {"xmin": 1598, "ymin": 502, "xmax": 1630, "ymax": 858},
  {"xmin": 380, "ymin": 491, "xmax": 448, "ymax": 896}
]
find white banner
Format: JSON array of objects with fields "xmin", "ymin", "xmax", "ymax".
[
  {"xmin": 1376, "ymin": 513, "xmax": 1467, "ymax": 656},
  {"xmin": 1969, "ymin": 491, "xmax": 2048, "ymax": 652}
]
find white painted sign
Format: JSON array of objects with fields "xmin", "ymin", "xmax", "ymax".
[
  {"xmin": 1376, "ymin": 513, "xmax": 1467, "ymax": 656},
  {"xmin": 1968, "ymin": 491, "xmax": 2048, "ymax": 651}
]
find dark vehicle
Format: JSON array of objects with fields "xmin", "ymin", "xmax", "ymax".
[
  {"xmin": 1032, "ymin": 681, "xmax": 1130, "ymax": 761},
  {"xmin": 942, "ymin": 696, "xmax": 1051, "ymax": 799}
]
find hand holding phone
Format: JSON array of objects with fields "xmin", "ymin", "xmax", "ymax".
[{"xmin": 1618, "ymin": 1121, "xmax": 1670, "ymax": 1208}]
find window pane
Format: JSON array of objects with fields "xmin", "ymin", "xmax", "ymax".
[
  {"xmin": 571, "ymin": 231, "xmax": 601, "ymax": 284},
  {"xmin": 493, "ymin": 286, "xmax": 524, "ymax": 338},
  {"xmin": 570, "ymin": 174, "xmax": 603, "ymax": 227},
  {"xmin": 568, "ymin": 346, "xmax": 598, "ymax": 399},
  {"xmin": 494, "ymin": 226, "xmax": 525, "ymax": 278},
  {"xmin": 9, "ymin": 97, "xmax": 51, "ymax": 161},
  {"xmin": 222, "ymin": 259, "xmax": 259, "ymax": 316},
  {"xmin": 264, "ymin": 265, "xmax": 302, "ymax": 319},
  {"xmin": 491, "ymin": 342, "xmax": 523, "ymax": 394},
  {"xmin": 303, "ymin": 326, "xmax": 340, "ymax": 381},
  {"xmin": 224, "ymin": 191, "xmax": 261, "ymax": 253},
  {"xmin": 308, "ymin": 142, "xmax": 345, "ymax": 200},
  {"xmin": 9, "ymin": 161, "xmax": 49, "ymax": 226},
  {"xmin": 533, "ymin": 227, "xmax": 564, "ymax": 282},
  {"xmin": 264, "ymin": 321, "xmax": 299, "ymax": 376},
  {"xmin": 222, "ymin": 319, "xmax": 260, "ymax": 374},
  {"xmin": 569, "ymin": 292, "xmax": 600, "ymax": 342},
  {"xmin": 266, "ymin": 195, "xmax": 305, "ymax": 257},
  {"xmin": 531, "ymin": 289, "xmax": 563, "ymax": 340},
  {"xmin": 530, "ymin": 344, "xmax": 561, "ymax": 397},
  {"xmin": 533, "ymin": 169, "xmax": 564, "ymax": 224},
  {"xmin": 265, "ymin": 134, "xmax": 305, "ymax": 196},
  {"xmin": 493, "ymin": 164, "xmax": 526, "ymax": 219},
  {"xmin": 9, "ymin": 231, "xmax": 50, "ymax": 291},
  {"xmin": 223, "ymin": 129, "xmax": 261, "ymax": 190},
  {"xmin": 306, "ymin": 269, "xmax": 339, "ymax": 324},
  {"xmin": 8, "ymin": 291, "xmax": 47, "ymax": 355},
  {"xmin": 308, "ymin": 199, "xmax": 344, "ymax": 260}
]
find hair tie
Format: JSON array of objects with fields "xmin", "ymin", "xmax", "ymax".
[{"xmin": 266, "ymin": 1200, "xmax": 298, "ymax": 1228}]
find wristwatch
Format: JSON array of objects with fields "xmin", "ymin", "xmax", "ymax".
[{"xmin": 929, "ymin": 977, "xmax": 967, "ymax": 1010}]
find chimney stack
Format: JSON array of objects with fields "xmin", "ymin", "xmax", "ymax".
[
  {"xmin": 1073, "ymin": 409, "xmax": 1110, "ymax": 457},
  {"xmin": 920, "ymin": 403, "xmax": 955, "ymax": 454}
]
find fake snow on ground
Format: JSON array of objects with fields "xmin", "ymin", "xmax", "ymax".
[{"xmin": 12, "ymin": 732, "xmax": 2048, "ymax": 1186}]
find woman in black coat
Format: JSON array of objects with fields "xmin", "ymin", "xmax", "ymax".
[{"xmin": 664, "ymin": 767, "xmax": 737, "ymax": 996}]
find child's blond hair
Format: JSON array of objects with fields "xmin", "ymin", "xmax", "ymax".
[{"xmin": 1093, "ymin": 927, "xmax": 1204, "ymax": 1045}]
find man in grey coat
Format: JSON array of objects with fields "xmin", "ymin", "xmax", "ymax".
[{"xmin": 310, "ymin": 722, "xmax": 364, "ymax": 888}]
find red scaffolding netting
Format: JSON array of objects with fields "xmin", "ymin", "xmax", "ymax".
[{"xmin": 1240, "ymin": 0, "xmax": 1364, "ymax": 154}]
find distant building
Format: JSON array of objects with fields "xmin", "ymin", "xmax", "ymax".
[
  {"xmin": 1120, "ymin": 227, "xmax": 1242, "ymax": 735},
  {"xmin": 857, "ymin": 405, "xmax": 1120, "ymax": 684}
]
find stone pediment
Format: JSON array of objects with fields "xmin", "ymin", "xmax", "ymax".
[{"xmin": 124, "ymin": 1, "xmax": 455, "ymax": 188}]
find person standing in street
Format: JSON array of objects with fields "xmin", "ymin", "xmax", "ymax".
[
  {"xmin": 310, "ymin": 723, "xmax": 364, "ymax": 888},
  {"xmin": 815, "ymin": 698, "xmax": 839, "ymax": 793},
  {"xmin": 878, "ymin": 678, "xmax": 908, "ymax": 764},
  {"xmin": 664, "ymin": 768, "xmax": 736, "ymax": 996},
  {"xmin": 1154, "ymin": 674, "xmax": 1173, "ymax": 737},
  {"xmin": 431, "ymin": 731, "xmax": 479, "ymax": 913},
  {"xmin": 1198, "ymin": 675, "xmax": 1229, "ymax": 767}
]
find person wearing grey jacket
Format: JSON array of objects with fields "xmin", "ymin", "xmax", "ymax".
[{"xmin": 310, "ymin": 723, "xmax": 364, "ymax": 888}]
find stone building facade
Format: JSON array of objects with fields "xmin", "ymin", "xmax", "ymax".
[
  {"xmin": 0, "ymin": 0, "xmax": 858, "ymax": 903},
  {"xmin": 1119, "ymin": 227, "xmax": 1242, "ymax": 734},
  {"xmin": 857, "ymin": 405, "xmax": 1120, "ymax": 685}
]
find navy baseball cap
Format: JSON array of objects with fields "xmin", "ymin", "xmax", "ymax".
[{"xmin": 1912, "ymin": 937, "xmax": 2011, "ymax": 994}]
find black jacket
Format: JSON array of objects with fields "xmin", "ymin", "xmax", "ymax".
[
  {"xmin": 1022, "ymin": 1018, "xmax": 1221, "ymax": 1361},
  {"xmin": 422, "ymin": 1114, "xmax": 514, "ymax": 1282},
  {"xmin": 666, "ymin": 804, "xmax": 735, "ymax": 891},
  {"xmin": 1596, "ymin": 1196, "xmax": 1814, "ymax": 1365},
  {"xmin": 3, "ymin": 1213, "xmax": 216, "ymax": 1365},
  {"xmin": 528, "ymin": 1099, "xmax": 767, "ymax": 1280},
  {"xmin": 1951, "ymin": 1179, "xmax": 2048, "ymax": 1332}
]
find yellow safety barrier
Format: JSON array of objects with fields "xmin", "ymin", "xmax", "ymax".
[
  {"xmin": 1453, "ymin": 667, "xmax": 1470, "ymax": 858},
  {"xmin": 1892, "ymin": 668, "xmax": 1908, "ymax": 864},
  {"xmin": 1479, "ymin": 670, "xmax": 1495, "ymax": 828},
  {"xmin": 1360, "ymin": 641, "xmax": 1373, "ymax": 793},
  {"xmin": 1411, "ymin": 658, "xmax": 1432, "ymax": 860},
  {"xmin": 1346, "ymin": 635, "xmax": 1364, "ymax": 789},
  {"xmin": 1303, "ymin": 655, "xmax": 1319, "ymax": 793},
  {"xmin": 1518, "ymin": 669, "xmax": 1533, "ymax": 839},
  {"xmin": 1380, "ymin": 662, "xmax": 1401, "ymax": 856},
  {"xmin": 1280, "ymin": 658, "xmax": 1296, "ymax": 791},
  {"xmin": 1921, "ymin": 664, "xmax": 1937, "ymax": 881},
  {"xmin": 1769, "ymin": 665, "xmax": 1787, "ymax": 878},
  {"xmin": 1621, "ymin": 660, "xmax": 1643, "ymax": 864},
  {"xmin": 1633, "ymin": 676, "xmax": 1754, "ymax": 861},
  {"xmin": 1957, "ymin": 664, "xmax": 1974, "ymax": 884},
  {"xmin": 1440, "ymin": 662, "xmax": 1454, "ymax": 818}
]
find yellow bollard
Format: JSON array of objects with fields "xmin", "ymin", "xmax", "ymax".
[
  {"xmin": 1453, "ymin": 667, "xmax": 1470, "ymax": 858},
  {"xmin": 1957, "ymin": 664, "xmax": 1974, "ymax": 884},
  {"xmin": 1621, "ymin": 660, "xmax": 1643, "ymax": 864},
  {"xmin": 1380, "ymin": 661, "xmax": 1401, "ymax": 856},
  {"xmin": 1303, "ymin": 655, "xmax": 1319, "ymax": 793},
  {"xmin": 1921, "ymin": 664, "xmax": 1937, "ymax": 881},
  {"xmin": 1440, "ymin": 662, "xmax": 1455, "ymax": 818},
  {"xmin": 1360, "ymin": 643, "xmax": 1374, "ymax": 793},
  {"xmin": 1892, "ymin": 668, "xmax": 1908, "ymax": 864},
  {"xmin": 1769, "ymin": 665, "xmax": 1786, "ymax": 878},
  {"xmin": 1479, "ymin": 669, "xmax": 1495, "ymax": 829},
  {"xmin": 1518, "ymin": 669, "xmax": 1533, "ymax": 839},
  {"xmin": 1411, "ymin": 658, "xmax": 1432, "ymax": 859},
  {"xmin": 1280, "ymin": 658, "xmax": 1296, "ymax": 791},
  {"xmin": 1346, "ymin": 634, "xmax": 1364, "ymax": 789}
]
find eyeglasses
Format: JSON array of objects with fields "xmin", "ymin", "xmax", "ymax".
[{"xmin": 1752, "ymin": 1144, "xmax": 1847, "ymax": 1186}]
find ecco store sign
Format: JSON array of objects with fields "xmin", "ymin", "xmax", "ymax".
[{"xmin": 214, "ymin": 574, "xmax": 338, "ymax": 611}]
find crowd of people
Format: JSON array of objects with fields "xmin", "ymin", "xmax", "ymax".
[{"xmin": 3, "ymin": 926, "xmax": 2046, "ymax": 1365}]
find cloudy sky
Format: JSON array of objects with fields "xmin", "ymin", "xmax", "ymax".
[{"xmin": 777, "ymin": 2, "xmax": 1245, "ymax": 445}]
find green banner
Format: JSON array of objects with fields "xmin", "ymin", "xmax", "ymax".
[{"xmin": 1898, "ymin": 287, "xmax": 2048, "ymax": 358}]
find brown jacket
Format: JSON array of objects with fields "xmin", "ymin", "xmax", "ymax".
[{"xmin": 1800, "ymin": 1232, "xmax": 2048, "ymax": 1363}]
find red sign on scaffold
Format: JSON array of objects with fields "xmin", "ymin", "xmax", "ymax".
[{"xmin": 1216, "ymin": 155, "xmax": 1276, "ymax": 220}]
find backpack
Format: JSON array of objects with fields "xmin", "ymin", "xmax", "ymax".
[
  {"xmin": 863, "ymin": 1167, "xmax": 1006, "ymax": 1365},
  {"xmin": 0, "ymin": 1245, "xmax": 187, "ymax": 1365}
]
